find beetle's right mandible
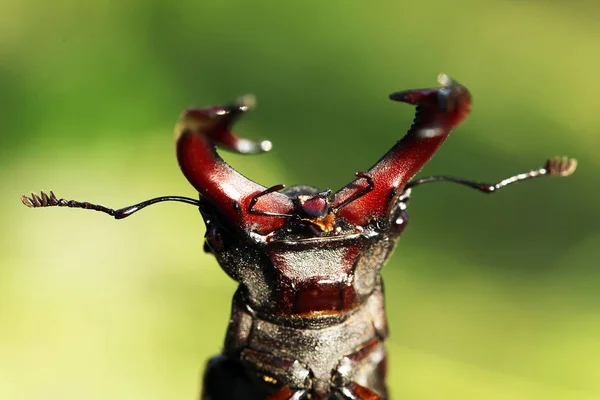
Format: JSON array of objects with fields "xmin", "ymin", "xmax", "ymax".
[{"xmin": 175, "ymin": 96, "xmax": 293, "ymax": 235}]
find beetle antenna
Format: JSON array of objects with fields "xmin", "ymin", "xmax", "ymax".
[
  {"xmin": 406, "ymin": 156, "xmax": 577, "ymax": 193},
  {"xmin": 20, "ymin": 190, "xmax": 200, "ymax": 219}
]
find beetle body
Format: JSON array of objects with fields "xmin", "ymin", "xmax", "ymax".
[
  {"xmin": 21, "ymin": 74, "xmax": 576, "ymax": 400},
  {"xmin": 177, "ymin": 76, "xmax": 473, "ymax": 399},
  {"xmin": 199, "ymin": 187, "xmax": 409, "ymax": 399}
]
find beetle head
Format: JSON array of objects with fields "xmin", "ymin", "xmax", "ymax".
[{"xmin": 176, "ymin": 74, "xmax": 471, "ymax": 241}]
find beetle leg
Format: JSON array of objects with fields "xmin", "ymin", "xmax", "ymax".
[
  {"xmin": 201, "ymin": 354, "xmax": 309, "ymax": 400},
  {"xmin": 330, "ymin": 338, "xmax": 387, "ymax": 400},
  {"xmin": 266, "ymin": 387, "xmax": 308, "ymax": 400},
  {"xmin": 240, "ymin": 348, "xmax": 313, "ymax": 392},
  {"xmin": 335, "ymin": 383, "xmax": 382, "ymax": 400},
  {"xmin": 201, "ymin": 355, "xmax": 272, "ymax": 400},
  {"xmin": 406, "ymin": 156, "xmax": 577, "ymax": 193}
]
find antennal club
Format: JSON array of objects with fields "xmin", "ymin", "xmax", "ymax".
[
  {"xmin": 20, "ymin": 190, "xmax": 200, "ymax": 219},
  {"xmin": 406, "ymin": 156, "xmax": 577, "ymax": 193}
]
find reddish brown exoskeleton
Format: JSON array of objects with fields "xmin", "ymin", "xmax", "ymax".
[{"xmin": 21, "ymin": 74, "xmax": 576, "ymax": 399}]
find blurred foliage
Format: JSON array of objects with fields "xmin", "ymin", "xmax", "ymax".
[{"xmin": 1, "ymin": 1, "xmax": 599, "ymax": 399}]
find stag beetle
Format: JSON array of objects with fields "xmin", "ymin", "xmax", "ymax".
[{"xmin": 22, "ymin": 74, "xmax": 576, "ymax": 399}]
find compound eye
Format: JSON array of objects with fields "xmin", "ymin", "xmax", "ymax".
[{"xmin": 205, "ymin": 226, "xmax": 224, "ymax": 252}]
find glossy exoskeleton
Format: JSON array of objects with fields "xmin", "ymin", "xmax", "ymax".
[{"xmin": 22, "ymin": 74, "xmax": 577, "ymax": 400}]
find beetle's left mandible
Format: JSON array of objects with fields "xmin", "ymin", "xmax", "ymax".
[{"xmin": 333, "ymin": 74, "xmax": 472, "ymax": 226}]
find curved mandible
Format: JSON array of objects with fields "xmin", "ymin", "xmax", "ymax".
[
  {"xmin": 333, "ymin": 74, "xmax": 472, "ymax": 226},
  {"xmin": 176, "ymin": 95, "xmax": 293, "ymax": 235}
]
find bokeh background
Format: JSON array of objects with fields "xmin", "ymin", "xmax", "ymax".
[{"xmin": 2, "ymin": 1, "xmax": 599, "ymax": 399}]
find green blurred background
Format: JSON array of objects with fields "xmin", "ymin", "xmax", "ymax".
[{"xmin": 2, "ymin": 1, "xmax": 599, "ymax": 399}]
